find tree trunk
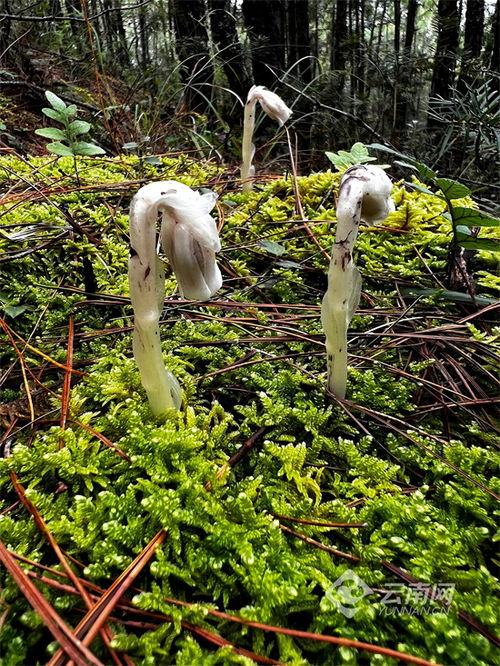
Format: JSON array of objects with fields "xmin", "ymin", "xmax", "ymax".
[
  {"xmin": 331, "ymin": 0, "xmax": 348, "ymax": 77},
  {"xmin": 394, "ymin": 0, "xmax": 418, "ymax": 133},
  {"xmin": 170, "ymin": 0, "xmax": 214, "ymax": 112},
  {"xmin": 429, "ymin": 0, "xmax": 460, "ymax": 108},
  {"xmin": 490, "ymin": 0, "xmax": 499, "ymax": 74},
  {"xmin": 209, "ymin": 0, "xmax": 250, "ymax": 101},
  {"xmin": 404, "ymin": 0, "xmax": 418, "ymax": 52},
  {"xmin": 287, "ymin": 0, "xmax": 312, "ymax": 82},
  {"xmin": 242, "ymin": 0, "xmax": 286, "ymax": 86},
  {"xmin": 457, "ymin": 0, "xmax": 485, "ymax": 89}
]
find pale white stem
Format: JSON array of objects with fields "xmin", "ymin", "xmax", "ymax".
[
  {"xmin": 322, "ymin": 164, "xmax": 393, "ymax": 398},
  {"xmin": 128, "ymin": 181, "xmax": 222, "ymax": 415},
  {"xmin": 240, "ymin": 86, "xmax": 292, "ymax": 193},
  {"xmin": 129, "ymin": 190, "xmax": 182, "ymax": 414},
  {"xmin": 241, "ymin": 98, "xmax": 256, "ymax": 193},
  {"xmin": 322, "ymin": 244, "xmax": 362, "ymax": 399}
]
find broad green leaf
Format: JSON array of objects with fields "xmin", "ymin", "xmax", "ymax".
[
  {"xmin": 325, "ymin": 151, "xmax": 343, "ymax": 167},
  {"xmin": 258, "ymin": 239, "xmax": 286, "ymax": 256},
  {"xmin": 45, "ymin": 90, "xmax": 67, "ymax": 112},
  {"xmin": 35, "ymin": 127, "xmax": 67, "ymax": 141},
  {"xmin": 459, "ymin": 238, "xmax": 500, "ymax": 252},
  {"xmin": 71, "ymin": 141, "xmax": 105, "ymax": 155},
  {"xmin": 435, "ymin": 178, "xmax": 471, "ymax": 200},
  {"xmin": 42, "ymin": 107, "xmax": 66, "ymax": 122},
  {"xmin": 350, "ymin": 142, "xmax": 369, "ymax": 160},
  {"xmin": 67, "ymin": 120, "xmax": 91, "ymax": 136},
  {"xmin": 0, "ymin": 122, "xmax": 6, "ymax": 130},
  {"xmin": 46, "ymin": 141, "xmax": 74, "ymax": 156},
  {"xmin": 144, "ymin": 156, "xmax": 162, "ymax": 165},
  {"xmin": 66, "ymin": 104, "xmax": 78, "ymax": 116},
  {"xmin": 451, "ymin": 206, "xmax": 500, "ymax": 227}
]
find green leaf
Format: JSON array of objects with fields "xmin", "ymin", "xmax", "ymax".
[
  {"xmin": 258, "ymin": 239, "xmax": 286, "ymax": 256},
  {"xmin": 41, "ymin": 107, "xmax": 66, "ymax": 123},
  {"xmin": 412, "ymin": 160, "xmax": 437, "ymax": 181},
  {"xmin": 0, "ymin": 122, "xmax": 6, "ymax": 131},
  {"xmin": 455, "ymin": 225, "xmax": 472, "ymax": 241},
  {"xmin": 401, "ymin": 287, "xmax": 497, "ymax": 305},
  {"xmin": 67, "ymin": 120, "xmax": 91, "ymax": 136},
  {"xmin": 144, "ymin": 156, "xmax": 162, "ymax": 165},
  {"xmin": 451, "ymin": 206, "xmax": 499, "ymax": 228},
  {"xmin": 66, "ymin": 104, "xmax": 78, "ymax": 116},
  {"xmin": 45, "ymin": 90, "xmax": 67, "ymax": 112},
  {"xmin": 350, "ymin": 142, "xmax": 371, "ymax": 161},
  {"xmin": 367, "ymin": 144, "xmax": 437, "ymax": 179},
  {"xmin": 435, "ymin": 178, "xmax": 471, "ymax": 200},
  {"xmin": 71, "ymin": 141, "xmax": 105, "ymax": 156},
  {"xmin": 405, "ymin": 182, "xmax": 438, "ymax": 197},
  {"xmin": 3, "ymin": 304, "xmax": 31, "ymax": 318},
  {"xmin": 325, "ymin": 151, "xmax": 343, "ymax": 167},
  {"xmin": 459, "ymin": 238, "xmax": 500, "ymax": 252},
  {"xmin": 46, "ymin": 141, "xmax": 75, "ymax": 156},
  {"xmin": 34, "ymin": 127, "xmax": 67, "ymax": 141},
  {"xmin": 122, "ymin": 142, "xmax": 139, "ymax": 150}
]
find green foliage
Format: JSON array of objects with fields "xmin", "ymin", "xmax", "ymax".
[
  {"xmin": 368, "ymin": 144, "xmax": 500, "ymax": 255},
  {"xmin": 35, "ymin": 91, "xmax": 105, "ymax": 157},
  {"xmin": 325, "ymin": 142, "xmax": 377, "ymax": 170}
]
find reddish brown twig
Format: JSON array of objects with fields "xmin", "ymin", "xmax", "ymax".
[
  {"xmin": 0, "ymin": 541, "xmax": 103, "ymax": 666},
  {"xmin": 48, "ymin": 530, "xmax": 166, "ymax": 666}
]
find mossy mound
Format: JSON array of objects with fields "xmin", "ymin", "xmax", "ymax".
[{"xmin": 0, "ymin": 155, "xmax": 498, "ymax": 665}]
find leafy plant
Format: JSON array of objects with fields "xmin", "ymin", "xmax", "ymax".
[
  {"xmin": 367, "ymin": 143, "xmax": 500, "ymax": 260},
  {"xmin": 325, "ymin": 142, "xmax": 377, "ymax": 170},
  {"xmin": 35, "ymin": 91, "xmax": 105, "ymax": 157}
]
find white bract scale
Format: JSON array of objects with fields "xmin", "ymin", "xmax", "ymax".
[
  {"xmin": 128, "ymin": 180, "xmax": 222, "ymax": 415},
  {"xmin": 241, "ymin": 85, "xmax": 292, "ymax": 192},
  {"xmin": 322, "ymin": 164, "xmax": 394, "ymax": 399}
]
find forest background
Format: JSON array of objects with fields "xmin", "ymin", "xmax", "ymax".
[{"xmin": 0, "ymin": 0, "xmax": 499, "ymax": 209}]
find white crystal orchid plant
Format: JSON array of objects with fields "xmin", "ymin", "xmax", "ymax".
[
  {"xmin": 128, "ymin": 181, "xmax": 222, "ymax": 415},
  {"xmin": 241, "ymin": 85, "xmax": 292, "ymax": 192},
  {"xmin": 322, "ymin": 164, "xmax": 394, "ymax": 398}
]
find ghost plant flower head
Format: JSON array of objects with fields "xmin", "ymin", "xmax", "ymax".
[
  {"xmin": 241, "ymin": 85, "xmax": 292, "ymax": 192},
  {"xmin": 322, "ymin": 164, "xmax": 394, "ymax": 399},
  {"xmin": 128, "ymin": 180, "xmax": 222, "ymax": 415}
]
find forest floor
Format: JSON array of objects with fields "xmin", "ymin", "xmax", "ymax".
[{"xmin": 0, "ymin": 152, "xmax": 498, "ymax": 665}]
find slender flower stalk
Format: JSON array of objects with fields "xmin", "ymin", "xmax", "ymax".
[
  {"xmin": 241, "ymin": 85, "xmax": 292, "ymax": 192},
  {"xmin": 322, "ymin": 164, "xmax": 394, "ymax": 398},
  {"xmin": 128, "ymin": 181, "xmax": 222, "ymax": 415}
]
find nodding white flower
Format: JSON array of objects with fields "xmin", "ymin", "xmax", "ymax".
[
  {"xmin": 322, "ymin": 164, "xmax": 394, "ymax": 399},
  {"xmin": 241, "ymin": 85, "xmax": 292, "ymax": 192},
  {"xmin": 247, "ymin": 85, "xmax": 292, "ymax": 126},
  {"xmin": 128, "ymin": 180, "xmax": 222, "ymax": 415}
]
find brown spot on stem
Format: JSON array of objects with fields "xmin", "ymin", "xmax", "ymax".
[{"xmin": 145, "ymin": 266, "xmax": 151, "ymax": 279}]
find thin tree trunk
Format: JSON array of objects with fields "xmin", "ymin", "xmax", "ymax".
[
  {"xmin": 242, "ymin": 0, "xmax": 286, "ymax": 86},
  {"xmin": 429, "ymin": 0, "xmax": 460, "ymax": 107},
  {"xmin": 209, "ymin": 0, "xmax": 250, "ymax": 101},
  {"xmin": 170, "ymin": 0, "xmax": 214, "ymax": 112},
  {"xmin": 457, "ymin": 0, "xmax": 485, "ymax": 89},
  {"xmin": 287, "ymin": 0, "xmax": 312, "ymax": 82}
]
